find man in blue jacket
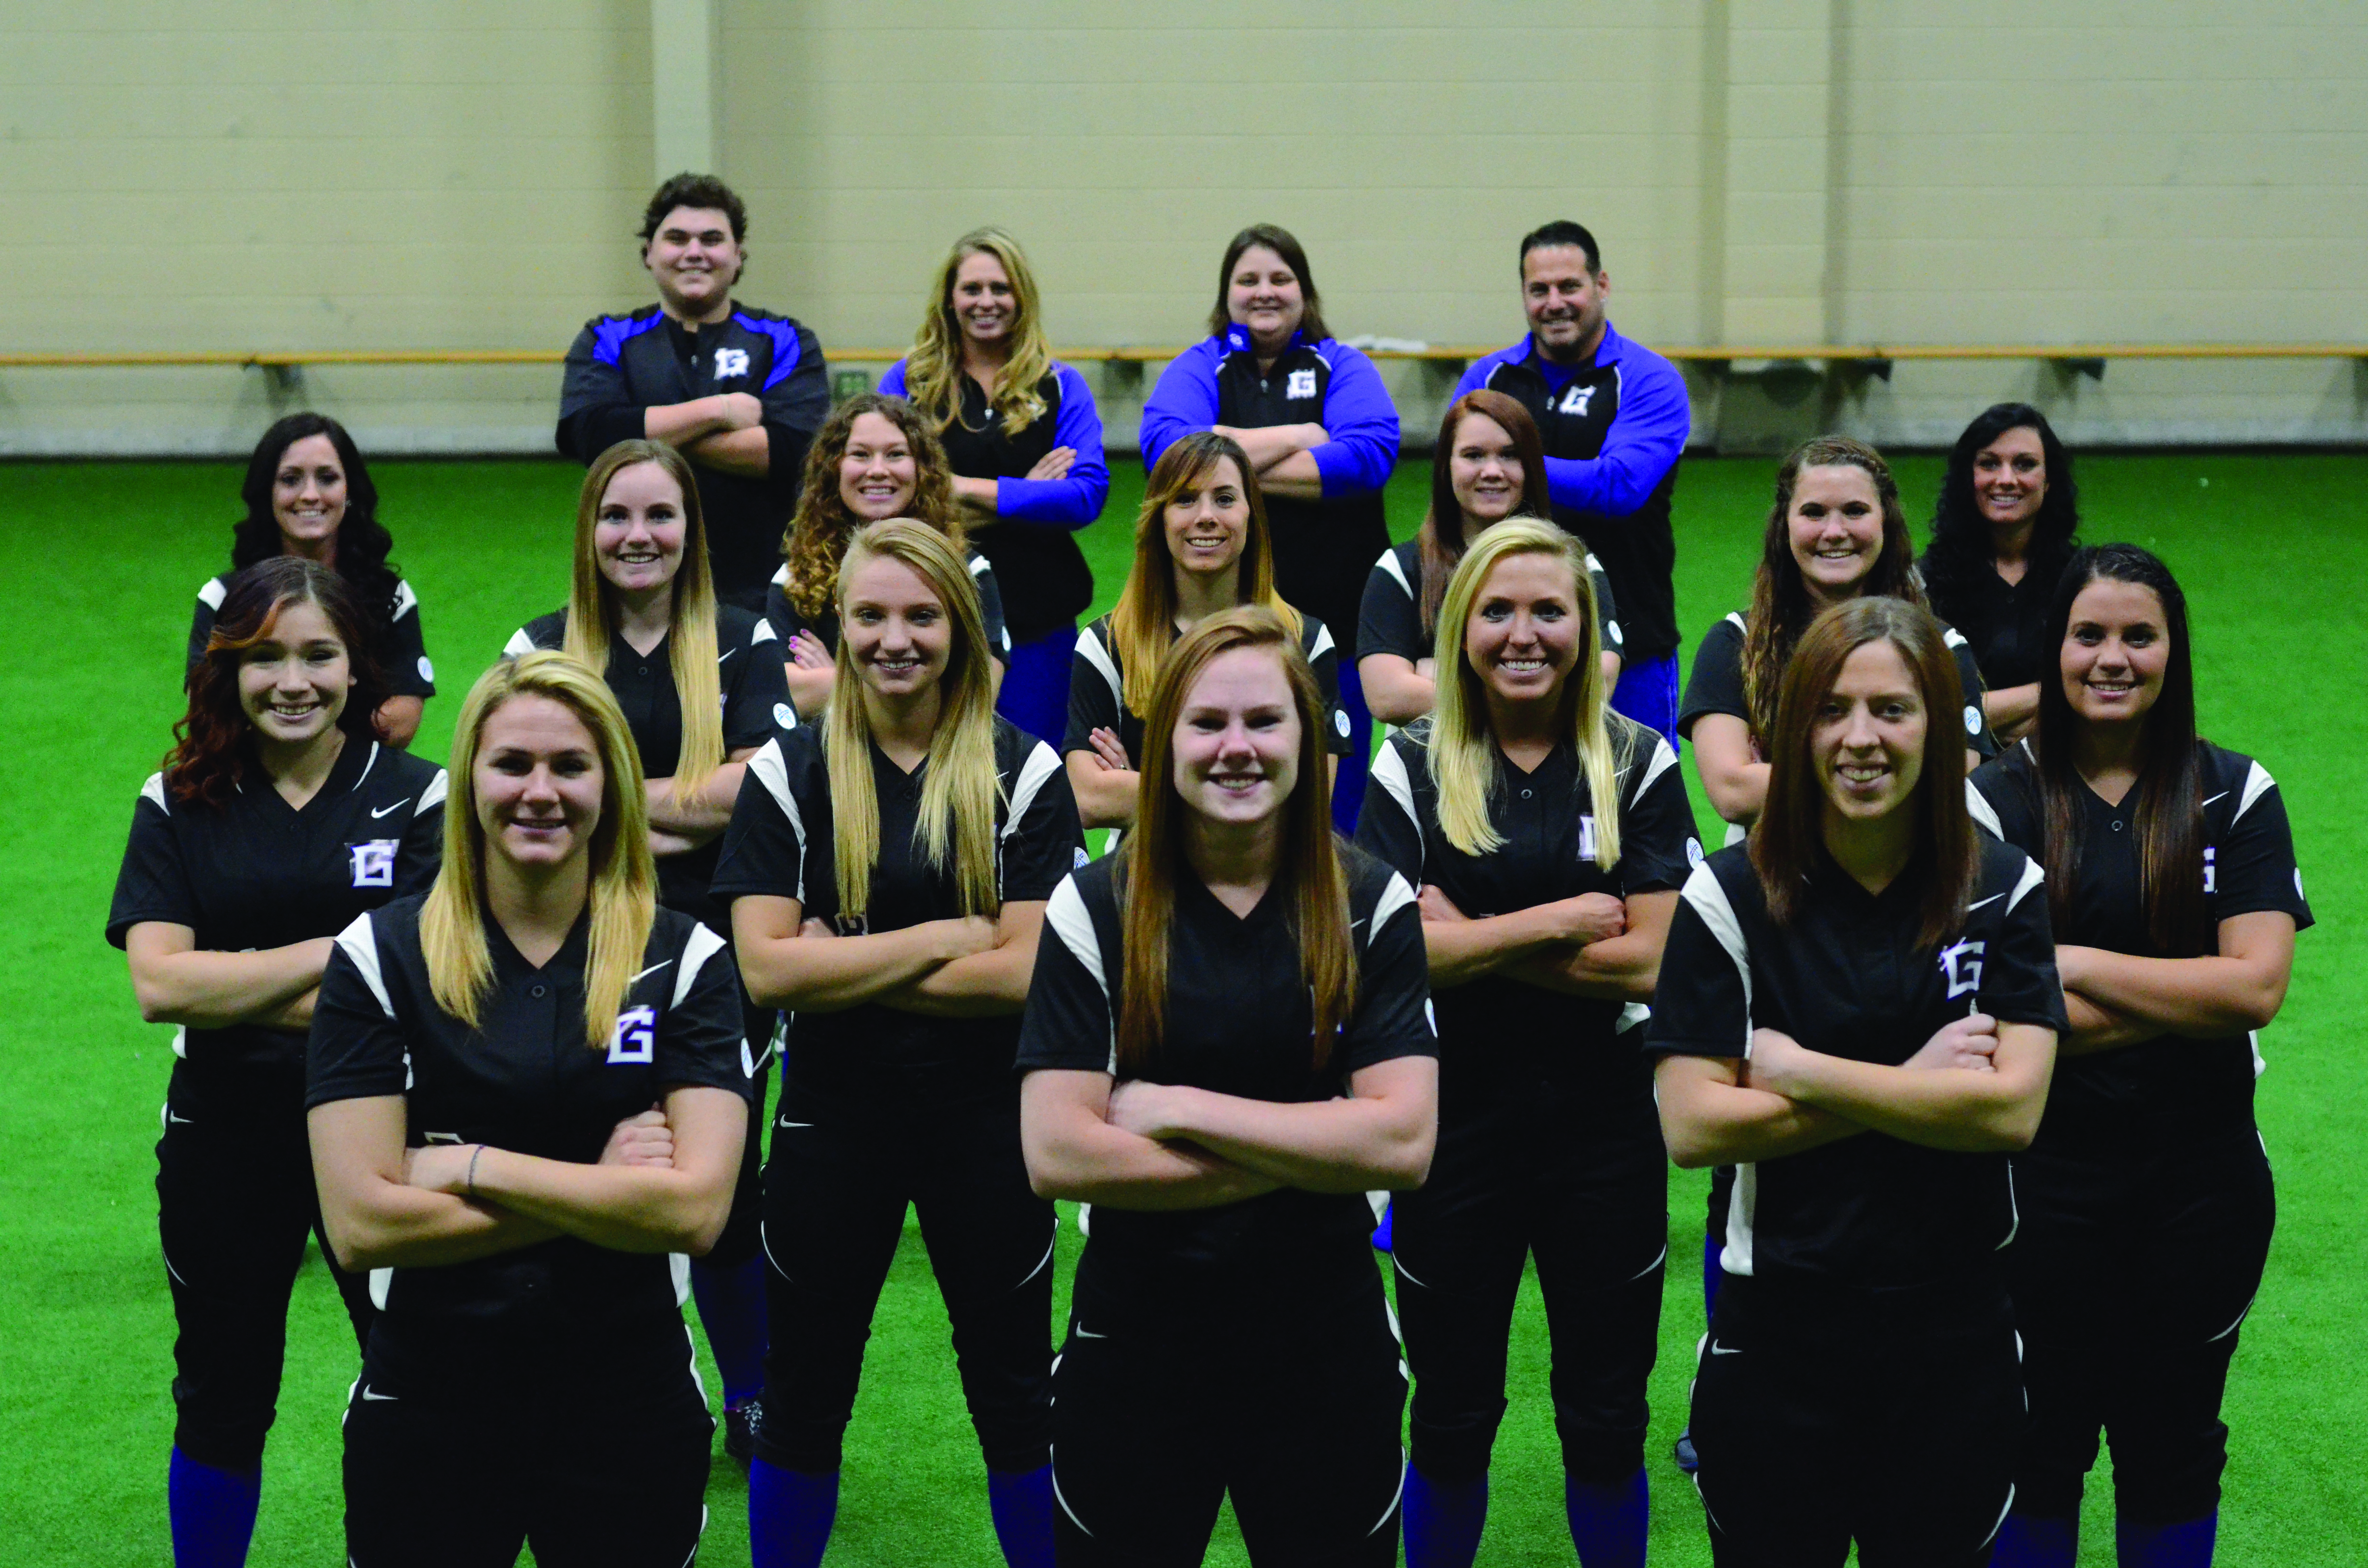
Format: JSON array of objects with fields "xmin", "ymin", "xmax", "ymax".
[
  {"xmin": 559, "ymin": 174, "xmax": 831, "ymax": 612},
  {"xmin": 1455, "ymin": 222, "xmax": 1691, "ymax": 739}
]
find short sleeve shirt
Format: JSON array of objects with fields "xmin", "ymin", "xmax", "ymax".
[
  {"xmin": 1062, "ymin": 609, "xmax": 1351, "ymax": 765},
  {"xmin": 307, "ymin": 897, "xmax": 750, "ymax": 1336},
  {"xmin": 1016, "ymin": 845, "xmax": 1436, "ymax": 1295},
  {"xmin": 1969, "ymin": 740, "xmax": 2313, "ymax": 1154},
  {"xmin": 708, "ymin": 718, "xmax": 1082, "ymax": 1100},
  {"xmin": 1922, "ymin": 550, "xmax": 2060, "ymax": 693},
  {"xmin": 189, "ymin": 572, "xmax": 436, "ymax": 699},
  {"xmin": 1644, "ymin": 838, "xmax": 2068, "ymax": 1287},
  {"xmin": 763, "ymin": 553, "xmax": 1013, "ymax": 667},
  {"xmin": 1677, "ymin": 609, "xmax": 1998, "ymax": 758},
  {"xmin": 1354, "ymin": 538, "xmax": 1622, "ymax": 674},
  {"xmin": 107, "ymin": 739, "xmax": 446, "ymax": 1073}
]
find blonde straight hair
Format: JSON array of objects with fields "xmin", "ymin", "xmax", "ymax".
[
  {"xmin": 1430, "ymin": 518, "xmax": 1633, "ymax": 868},
  {"xmin": 823, "ymin": 520, "xmax": 1004, "ymax": 925},
  {"xmin": 562, "ymin": 441, "xmax": 725, "ymax": 801},
  {"xmin": 421, "ymin": 652, "xmax": 658, "ymax": 1049},
  {"xmin": 1108, "ymin": 432, "xmax": 1298, "ymax": 716},
  {"xmin": 902, "ymin": 227, "xmax": 1054, "ymax": 439}
]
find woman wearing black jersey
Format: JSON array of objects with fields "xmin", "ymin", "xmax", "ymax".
[
  {"xmin": 308, "ymin": 651, "xmax": 751, "ymax": 1566},
  {"xmin": 1021, "ymin": 605, "xmax": 1438, "ymax": 1566},
  {"xmin": 1649, "ymin": 597, "xmax": 2064, "ymax": 1567},
  {"xmin": 1921, "ymin": 404, "xmax": 2082, "ymax": 743},
  {"xmin": 716, "ymin": 521, "xmax": 1080, "ymax": 1568},
  {"xmin": 110, "ymin": 557, "xmax": 444, "ymax": 1568},
  {"xmin": 882, "ymin": 228, "xmax": 1110, "ymax": 744},
  {"xmin": 1064, "ymin": 430, "xmax": 1347, "ymax": 832},
  {"xmin": 1357, "ymin": 520, "xmax": 1694, "ymax": 1568},
  {"xmin": 766, "ymin": 392, "xmax": 1011, "ymax": 719},
  {"xmin": 1358, "ymin": 391, "xmax": 1621, "ymax": 727},
  {"xmin": 190, "ymin": 414, "xmax": 435, "ymax": 747},
  {"xmin": 1971, "ymin": 546, "xmax": 2308, "ymax": 1568},
  {"xmin": 505, "ymin": 439, "xmax": 788, "ymax": 1459}
]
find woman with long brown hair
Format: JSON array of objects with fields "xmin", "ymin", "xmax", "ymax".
[
  {"xmin": 308, "ymin": 651, "xmax": 751, "ymax": 1565},
  {"xmin": 1649, "ymin": 597, "xmax": 2063, "ymax": 1567},
  {"xmin": 1357, "ymin": 389, "xmax": 1622, "ymax": 726},
  {"xmin": 717, "ymin": 521, "xmax": 1080, "ymax": 1568},
  {"xmin": 1062, "ymin": 430, "xmax": 1347, "ymax": 831},
  {"xmin": 765, "ymin": 391, "xmax": 1011, "ymax": 719},
  {"xmin": 110, "ymin": 557, "xmax": 444, "ymax": 1567},
  {"xmin": 1970, "ymin": 545, "xmax": 2309, "ymax": 1568},
  {"xmin": 1020, "ymin": 606, "xmax": 1438, "ymax": 1565}
]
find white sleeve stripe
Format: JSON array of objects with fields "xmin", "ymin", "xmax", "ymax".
[
  {"xmin": 750, "ymin": 618, "xmax": 778, "ymax": 645},
  {"xmin": 392, "ymin": 580, "xmax": 419, "ymax": 619},
  {"xmin": 197, "ymin": 577, "xmax": 227, "ymax": 610},
  {"xmin": 1942, "ymin": 626, "xmax": 1967, "ymax": 649},
  {"xmin": 140, "ymin": 772, "xmax": 169, "ymax": 812},
  {"xmin": 1076, "ymin": 628, "xmax": 1124, "ymax": 713},
  {"xmin": 1640, "ymin": 735, "xmax": 1679, "ymax": 793},
  {"xmin": 502, "ymin": 628, "xmax": 537, "ymax": 657},
  {"xmin": 1370, "ymin": 872, "xmax": 1419, "ymax": 943},
  {"xmin": 1678, "ymin": 863, "xmax": 1753, "ymax": 1026},
  {"xmin": 1043, "ymin": 877, "xmax": 1115, "ymax": 1072},
  {"xmin": 672, "ymin": 922, "xmax": 729, "ymax": 1009},
  {"xmin": 970, "ymin": 553, "xmax": 991, "ymax": 579},
  {"xmin": 1308, "ymin": 621, "xmax": 1336, "ymax": 661},
  {"xmin": 1723, "ymin": 612, "xmax": 1746, "ymax": 633},
  {"xmin": 747, "ymin": 739, "xmax": 807, "ymax": 903},
  {"xmin": 771, "ymin": 564, "xmax": 791, "ymax": 587},
  {"xmin": 1004, "ymin": 741, "xmax": 1062, "ymax": 842},
  {"xmin": 1965, "ymin": 779, "xmax": 2005, "ymax": 839},
  {"xmin": 2007, "ymin": 856, "xmax": 2047, "ymax": 913},
  {"xmin": 419, "ymin": 769, "xmax": 449, "ymax": 813},
  {"xmin": 2234, "ymin": 760, "xmax": 2277, "ymax": 823},
  {"xmin": 1369, "ymin": 742, "xmax": 1421, "ymax": 857},
  {"xmin": 334, "ymin": 914, "xmax": 397, "ymax": 1020},
  {"xmin": 1376, "ymin": 547, "xmax": 1411, "ymax": 597}
]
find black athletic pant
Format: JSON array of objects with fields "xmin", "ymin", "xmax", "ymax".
[
  {"xmin": 705, "ymin": 990, "xmax": 778, "ymax": 1270},
  {"xmin": 1393, "ymin": 1077, "xmax": 1665, "ymax": 1482},
  {"xmin": 2008, "ymin": 1127, "xmax": 2275, "ymax": 1525},
  {"xmin": 1049, "ymin": 1254, "xmax": 1406, "ymax": 1566},
  {"xmin": 155, "ymin": 1057, "xmax": 373, "ymax": 1470},
  {"xmin": 754, "ymin": 1074, "xmax": 1055, "ymax": 1475},
  {"xmin": 1690, "ymin": 1270, "xmax": 2023, "ymax": 1568},
  {"xmin": 342, "ymin": 1316, "xmax": 711, "ymax": 1566}
]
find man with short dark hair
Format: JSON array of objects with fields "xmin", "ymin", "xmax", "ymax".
[
  {"xmin": 1454, "ymin": 222, "xmax": 1690, "ymax": 739},
  {"xmin": 559, "ymin": 173, "xmax": 830, "ymax": 612}
]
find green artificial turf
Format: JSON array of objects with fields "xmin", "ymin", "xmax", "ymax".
[{"xmin": 1, "ymin": 451, "xmax": 2359, "ymax": 1565}]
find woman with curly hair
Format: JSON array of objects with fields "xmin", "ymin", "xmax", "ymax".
[
  {"xmin": 110, "ymin": 556, "xmax": 446, "ymax": 1565},
  {"xmin": 189, "ymin": 414, "xmax": 437, "ymax": 746},
  {"xmin": 1920, "ymin": 403, "xmax": 2083, "ymax": 742},
  {"xmin": 764, "ymin": 392, "xmax": 1010, "ymax": 721}
]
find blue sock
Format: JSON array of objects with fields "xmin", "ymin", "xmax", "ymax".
[
  {"xmin": 1566, "ymin": 1468, "xmax": 1648, "ymax": 1568},
  {"xmin": 168, "ymin": 1448, "xmax": 261, "ymax": 1568},
  {"xmin": 1402, "ymin": 1465, "xmax": 1487, "ymax": 1568},
  {"xmin": 690, "ymin": 1252, "xmax": 769, "ymax": 1409},
  {"xmin": 749, "ymin": 1459, "xmax": 838, "ymax": 1568},
  {"xmin": 1372, "ymin": 1198, "xmax": 1394, "ymax": 1253},
  {"xmin": 1701, "ymin": 1232, "xmax": 1722, "ymax": 1320},
  {"xmin": 986, "ymin": 1465, "xmax": 1054, "ymax": 1568},
  {"xmin": 2115, "ymin": 1512, "xmax": 2216, "ymax": 1568},
  {"xmin": 1992, "ymin": 1511, "xmax": 2077, "ymax": 1568}
]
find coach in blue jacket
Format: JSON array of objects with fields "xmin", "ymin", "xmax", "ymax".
[
  {"xmin": 1455, "ymin": 221, "xmax": 1690, "ymax": 739},
  {"xmin": 1140, "ymin": 223, "xmax": 1400, "ymax": 829},
  {"xmin": 559, "ymin": 173, "xmax": 831, "ymax": 612}
]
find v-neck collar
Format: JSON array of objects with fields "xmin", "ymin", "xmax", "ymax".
[{"xmin": 259, "ymin": 731, "xmax": 367, "ymax": 820}]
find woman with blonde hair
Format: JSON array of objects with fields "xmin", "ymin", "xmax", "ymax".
[
  {"xmin": 1020, "ymin": 605, "xmax": 1437, "ymax": 1564},
  {"xmin": 881, "ymin": 227, "xmax": 1110, "ymax": 743},
  {"xmin": 505, "ymin": 438, "xmax": 788, "ymax": 1460},
  {"xmin": 716, "ymin": 520, "xmax": 1081, "ymax": 1568},
  {"xmin": 765, "ymin": 392, "xmax": 1011, "ymax": 719},
  {"xmin": 308, "ymin": 651, "xmax": 753, "ymax": 1566},
  {"xmin": 1062, "ymin": 430, "xmax": 1347, "ymax": 831},
  {"xmin": 1356, "ymin": 519, "xmax": 1696, "ymax": 1568}
]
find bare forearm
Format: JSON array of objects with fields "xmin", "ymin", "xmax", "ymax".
[
  {"xmin": 2062, "ymin": 991, "xmax": 2158, "ymax": 1056},
  {"xmin": 1702, "ymin": 762, "xmax": 1766, "ymax": 827},
  {"xmin": 886, "ymin": 945, "xmax": 1034, "ymax": 1017},
  {"xmin": 2067, "ymin": 950, "xmax": 2286, "ymax": 1037},
  {"xmin": 1257, "ymin": 450, "xmax": 1325, "ymax": 499},
  {"xmin": 252, "ymin": 989, "xmax": 320, "ymax": 1031},
  {"xmin": 1423, "ymin": 908, "xmax": 1565, "ymax": 987},
  {"xmin": 647, "ymin": 762, "xmax": 746, "ymax": 836},
  {"xmin": 951, "ymin": 475, "xmax": 1001, "ymax": 514},
  {"xmin": 1221, "ymin": 425, "xmax": 1308, "ymax": 471},
  {"xmin": 786, "ymin": 662, "xmax": 834, "ymax": 720},
  {"xmin": 469, "ymin": 1145, "xmax": 731, "ymax": 1255},
  {"xmin": 1155, "ymin": 1084, "xmax": 1432, "ymax": 1192},
  {"xmin": 687, "ymin": 426, "xmax": 769, "ymax": 476},
  {"xmin": 1028, "ymin": 1124, "xmax": 1281, "ymax": 1210},
  {"xmin": 1510, "ymin": 929, "xmax": 1660, "ymax": 1001},
  {"xmin": 644, "ymin": 397, "xmax": 735, "ymax": 445},
  {"xmin": 1983, "ymin": 683, "xmax": 2039, "ymax": 733},
  {"xmin": 133, "ymin": 939, "xmax": 330, "ymax": 1028},
  {"xmin": 376, "ymin": 696, "xmax": 423, "ymax": 748},
  {"xmin": 740, "ymin": 926, "xmax": 953, "ymax": 1011},
  {"xmin": 1357, "ymin": 659, "xmax": 1434, "ymax": 727},
  {"xmin": 323, "ymin": 1177, "xmax": 559, "ymax": 1272},
  {"xmin": 1071, "ymin": 767, "xmax": 1139, "ymax": 831},
  {"xmin": 1783, "ymin": 1054, "xmax": 2044, "ymax": 1152},
  {"xmin": 1654, "ymin": 1070, "xmax": 1864, "ymax": 1169}
]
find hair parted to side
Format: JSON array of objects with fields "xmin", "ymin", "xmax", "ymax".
[
  {"xmin": 824, "ymin": 521, "xmax": 1004, "ymax": 927},
  {"xmin": 231, "ymin": 413, "xmax": 401, "ymax": 644},
  {"xmin": 1109, "ymin": 432, "xmax": 1300, "ymax": 716},
  {"xmin": 1117, "ymin": 607, "xmax": 1355, "ymax": 1077},
  {"xmin": 903, "ymin": 228, "xmax": 1054, "ymax": 440},
  {"xmin": 2031, "ymin": 543, "xmax": 2211, "ymax": 955},
  {"xmin": 1207, "ymin": 223, "xmax": 1331, "ymax": 343},
  {"xmin": 565, "ymin": 441, "xmax": 725, "ymax": 803},
  {"xmin": 1752, "ymin": 598, "xmax": 1976, "ymax": 951},
  {"xmin": 168, "ymin": 557, "xmax": 390, "ymax": 808},
  {"xmin": 1419, "ymin": 390, "xmax": 1554, "ymax": 637},
  {"xmin": 1923, "ymin": 403, "xmax": 2082, "ymax": 610},
  {"xmin": 1429, "ymin": 519, "xmax": 1635, "ymax": 868},
  {"xmin": 782, "ymin": 392, "xmax": 964, "ymax": 619},
  {"xmin": 1741, "ymin": 435, "xmax": 1927, "ymax": 743},
  {"xmin": 421, "ymin": 652, "xmax": 657, "ymax": 1050},
  {"xmin": 1518, "ymin": 219, "xmax": 1603, "ymax": 274},
  {"xmin": 640, "ymin": 172, "xmax": 748, "ymax": 244}
]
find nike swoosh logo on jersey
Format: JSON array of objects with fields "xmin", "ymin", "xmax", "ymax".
[
  {"xmin": 777, "ymin": 1120, "xmax": 814, "ymax": 1129},
  {"xmin": 627, "ymin": 961, "xmax": 674, "ymax": 985},
  {"xmin": 2202, "ymin": 791, "xmax": 2228, "ymax": 807},
  {"xmin": 360, "ymin": 1386, "xmax": 398, "ymax": 1401},
  {"xmin": 1967, "ymin": 894, "xmax": 2003, "ymax": 912},
  {"xmin": 370, "ymin": 799, "xmax": 410, "ymax": 819},
  {"xmin": 1075, "ymin": 1325, "xmax": 1108, "ymax": 1339},
  {"xmin": 167, "ymin": 1112, "xmax": 194, "ymax": 1124},
  {"xmin": 1709, "ymin": 1340, "xmax": 1740, "ymax": 1355}
]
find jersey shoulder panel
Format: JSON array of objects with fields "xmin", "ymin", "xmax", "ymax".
[
  {"xmin": 197, "ymin": 574, "xmax": 230, "ymax": 611},
  {"xmin": 716, "ymin": 602, "xmax": 775, "ymax": 649},
  {"xmin": 517, "ymin": 609, "xmax": 568, "ymax": 651},
  {"xmin": 582, "ymin": 303, "xmax": 668, "ymax": 364},
  {"xmin": 139, "ymin": 770, "xmax": 171, "ymax": 814}
]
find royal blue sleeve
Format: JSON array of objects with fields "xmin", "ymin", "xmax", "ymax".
[
  {"xmin": 1451, "ymin": 356, "xmax": 1492, "ymax": 401},
  {"xmin": 996, "ymin": 365, "xmax": 1109, "ymax": 529},
  {"xmin": 1138, "ymin": 342, "xmax": 1223, "ymax": 471},
  {"xmin": 1540, "ymin": 348, "xmax": 1690, "ymax": 517},
  {"xmin": 1309, "ymin": 343, "xmax": 1400, "ymax": 499},
  {"xmin": 876, "ymin": 358, "xmax": 910, "ymax": 399}
]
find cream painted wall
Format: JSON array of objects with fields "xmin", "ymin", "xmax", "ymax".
[{"xmin": 2, "ymin": 1, "xmax": 2362, "ymax": 454}]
